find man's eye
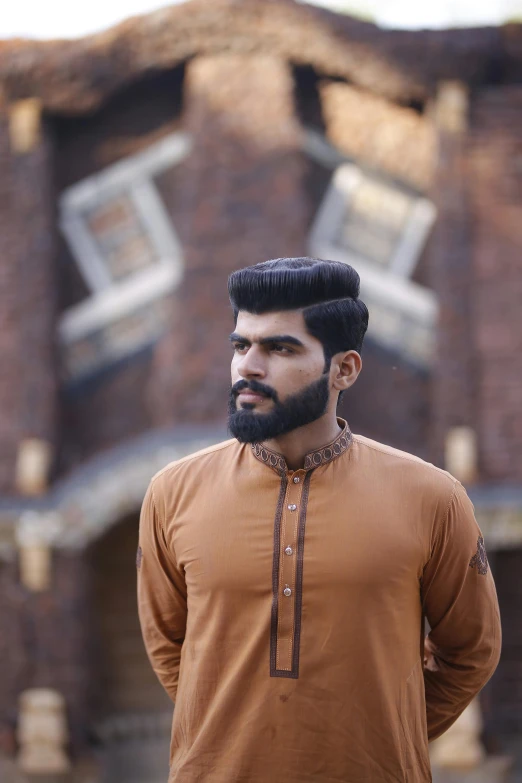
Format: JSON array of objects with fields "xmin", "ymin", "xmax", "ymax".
[
  {"xmin": 272, "ymin": 344, "xmax": 292, "ymax": 354},
  {"xmin": 233, "ymin": 343, "xmax": 247, "ymax": 352}
]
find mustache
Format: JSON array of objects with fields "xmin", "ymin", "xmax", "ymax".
[{"xmin": 231, "ymin": 379, "xmax": 278, "ymax": 402}]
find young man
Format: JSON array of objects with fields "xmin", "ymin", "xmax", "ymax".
[{"xmin": 137, "ymin": 257, "xmax": 501, "ymax": 782}]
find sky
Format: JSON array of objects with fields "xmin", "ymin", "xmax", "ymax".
[
  {"xmin": 0, "ymin": 0, "xmax": 521, "ymax": 39},
  {"xmin": 308, "ymin": 0, "xmax": 522, "ymax": 28}
]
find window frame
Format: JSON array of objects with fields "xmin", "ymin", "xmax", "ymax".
[
  {"xmin": 304, "ymin": 128, "xmax": 439, "ymax": 368},
  {"xmin": 58, "ymin": 131, "xmax": 191, "ymax": 343}
]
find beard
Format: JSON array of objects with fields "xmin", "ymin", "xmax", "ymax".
[{"xmin": 228, "ymin": 374, "xmax": 330, "ymax": 444}]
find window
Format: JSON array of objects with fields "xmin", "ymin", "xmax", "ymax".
[
  {"xmin": 309, "ymin": 160, "xmax": 436, "ymax": 279},
  {"xmin": 57, "ymin": 132, "xmax": 191, "ymax": 383},
  {"xmin": 305, "ymin": 129, "xmax": 438, "ymax": 368}
]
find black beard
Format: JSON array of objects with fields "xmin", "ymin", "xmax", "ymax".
[{"xmin": 228, "ymin": 374, "xmax": 330, "ymax": 444}]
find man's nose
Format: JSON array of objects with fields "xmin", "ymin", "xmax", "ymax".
[{"xmin": 236, "ymin": 347, "xmax": 266, "ymax": 380}]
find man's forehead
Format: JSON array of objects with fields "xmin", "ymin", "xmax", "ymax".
[{"xmin": 235, "ymin": 309, "xmax": 308, "ymax": 340}]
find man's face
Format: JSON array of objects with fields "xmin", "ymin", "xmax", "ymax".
[{"xmin": 228, "ymin": 310, "xmax": 332, "ymax": 443}]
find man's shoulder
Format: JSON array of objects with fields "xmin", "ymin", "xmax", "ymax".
[
  {"xmin": 352, "ymin": 433, "xmax": 456, "ymax": 492},
  {"xmin": 150, "ymin": 437, "xmax": 240, "ymax": 488}
]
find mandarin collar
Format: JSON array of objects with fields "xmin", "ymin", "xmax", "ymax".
[{"xmin": 250, "ymin": 418, "xmax": 352, "ymax": 477}]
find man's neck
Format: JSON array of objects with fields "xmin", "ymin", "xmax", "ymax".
[{"xmin": 263, "ymin": 414, "xmax": 343, "ymax": 472}]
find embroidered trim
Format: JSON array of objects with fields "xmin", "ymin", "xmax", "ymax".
[
  {"xmin": 289, "ymin": 470, "xmax": 312, "ymax": 676},
  {"xmin": 270, "ymin": 476, "xmax": 288, "ymax": 676},
  {"xmin": 303, "ymin": 429, "xmax": 351, "ymax": 470},
  {"xmin": 252, "ymin": 444, "xmax": 287, "ymax": 476},
  {"xmin": 469, "ymin": 536, "xmax": 489, "ymax": 576},
  {"xmin": 270, "ymin": 471, "xmax": 313, "ymax": 679},
  {"xmin": 252, "ymin": 419, "xmax": 352, "ymax": 475}
]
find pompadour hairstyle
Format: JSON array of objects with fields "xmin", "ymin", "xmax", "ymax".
[{"xmin": 228, "ymin": 257, "xmax": 369, "ymax": 365}]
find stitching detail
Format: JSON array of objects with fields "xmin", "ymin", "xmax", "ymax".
[
  {"xmin": 303, "ymin": 429, "xmax": 352, "ymax": 470},
  {"xmin": 149, "ymin": 481, "xmax": 165, "ymax": 535},
  {"xmin": 291, "ymin": 470, "xmax": 312, "ymax": 677},
  {"xmin": 270, "ymin": 476, "xmax": 288, "ymax": 677},
  {"xmin": 353, "ymin": 435, "xmax": 459, "ymax": 581},
  {"xmin": 287, "ymin": 486, "xmax": 300, "ymax": 668},
  {"xmin": 271, "ymin": 470, "xmax": 313, "ymax": 679},
  {"xmin": 150, "ymin": 440, "xmax": 238, "ymax": 538},
  {"xmin": 149, "ymin": 481, "xmax": 183, "ymax": 575},
  {"xmin": 276, "ymin": 494, "xmax": 290, "ymax": 670},
  {"xmin": 431, "ymin": 479, "xmax": 458, "ymax": 555},
  {"xmin": 253, "ymin": 420, "xmax": 351, "ymax": 475},
  {"xmin": 252, "ymin": 443, "xmax": 286, "ymax": 476},
  {"xmin": 420, "ymin": 481, "xmax": 458, "ymax": 608},
  {"xmin": 276, "ymin": 479, "xmax": 303, "ymax": 672},
  {"xmin": 151, "ymin": 438, "xmax": 238, "ymax": 483},
  {"xmin": 352, "ymin": 436, "xmax": 456, "ymax": 483}
]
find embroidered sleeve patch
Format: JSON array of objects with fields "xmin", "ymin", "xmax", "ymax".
[
  {"xmin": 136, "ymin": 545, "xmax": 143, "ymax": 569},
  {"xmin": 469, "ymin": 536, "xmax": 488, "ymax": 576}
]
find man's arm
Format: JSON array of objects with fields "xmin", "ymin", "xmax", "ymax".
[
  {"xmin": 137, "ymin": 478, "xmax": 187, "ymax": 703},
  {"xmin": 421, "ymin": 479, "xmax": 502, "ymax": 741}
]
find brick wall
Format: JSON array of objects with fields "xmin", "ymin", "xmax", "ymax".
[
  {"xmin": 467, "ymin": 87, "xmax": 522, "ymax": 484},
  {"xmin": 485, "ymin": 550, "xmax": 522, "ymax": 735},
  {"xmin": 467, "ymin": 89, "xmax": 522, "ymax": 736},
  {"xmin": 341, "ymin": 339, "xmax": 431, "ymax": 460},
  {"xmin": 51, "ymin": 67, "xmax": 185, "ymax": 473},
  {"xmin": 53, "ymin": 55, "xmax": 310, "ymax": 469},
  {"xmin": 428, "ymin": 85, "xmax": 522, "ymax": 483},
  {"xmin": 1, "ymin": 54, "xmax": 521, "ymax": 752},
  {"xmin": 427, "ymin": 84, "xmax": 522, "ymax": 736},
  {"xmin": 146, "ymin": 54, "xmax": 310, "ymax": 427},
  {"xmin": 88, "ymin": 515, "xmax": 170, "ymax": 718},
  {"xmin": 0, "ymin": 113, "xmax": 57, "ymax": 494},
  {"xmin": 0, "ymin": 561, "xmax": 26, "ymax": 757},
  {"xmin": 427, "ymin": 84, "xmax": 475, "ymax": 470},
  {"xmin": 320, "ymin": 80, "xmax": 435, "ymax": 192},
  {"xmin": 0, "ymin": 552, "xmax": 94, "ymax": 757},
  {"xmin": 48, "ymin": 57, "xmax": 435, "ymax": 473}
]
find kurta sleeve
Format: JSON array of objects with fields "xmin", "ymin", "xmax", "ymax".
[
  {"xmin": 421, "ymin": 479, "xmax": 502, "ymax": 741},
  {"xmin": 137, "ymin": 478, "xmax": 187, "ymax": 704}
]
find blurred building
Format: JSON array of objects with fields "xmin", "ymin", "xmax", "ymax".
[{"xmin": 0, "ymin": 0, "xmax": 521, "ymax": 778}]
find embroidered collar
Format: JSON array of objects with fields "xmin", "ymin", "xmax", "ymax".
[{"xmin": 251, "ymin": 418, "xmax": 353, "ymax": 476}]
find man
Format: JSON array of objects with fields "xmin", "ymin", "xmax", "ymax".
[{"xmin": 137, "ymin": 257, "xmax": 501, "ymax": 782}]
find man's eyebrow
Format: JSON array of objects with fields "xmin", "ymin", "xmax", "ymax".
[
  {"xmin": 229, "ymin": 333, "xmax": 304, "ymax": 348},
  {"xmin": 229, "ymin": 332, "xmax": 250, "ymax": 344},
  {"xmin": 259, "ymin": 334, "xmax": 305, "ymax": 348}
]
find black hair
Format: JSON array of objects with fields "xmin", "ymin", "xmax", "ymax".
[{"xmin": 228, "ymin": 257, "xmax": 369, "ymax": 367}]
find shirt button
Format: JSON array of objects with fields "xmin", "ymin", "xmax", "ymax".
[
  {"xmin": 285, "ymin": 546, "xmax": 293, "ymax": 556},
  {"xmin": 288, "ymin": 504, "xmax": 297, "ymax": 511},
  {"xmin": 293, "ymin": 476, "xmax": 300, "ymax": 484},
  {"xmin": 283, "ymin": 586, "xmax": 292, "ymax": 597}
]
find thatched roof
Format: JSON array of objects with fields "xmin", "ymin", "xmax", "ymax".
[{"xmin": 0, "ymin": 0, "xmax": 520, "ymax": 113}]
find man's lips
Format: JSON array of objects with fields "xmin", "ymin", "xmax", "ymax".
[{"xmin": 237, "ymin": 391, "xmax": 269, "ymax": 404}]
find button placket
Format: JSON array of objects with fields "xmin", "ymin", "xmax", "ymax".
[{"xmin": 275, "ymin": 474, "xmax": 304, "ymax": 670}]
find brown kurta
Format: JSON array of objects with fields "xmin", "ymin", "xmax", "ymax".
[{"xmin": 137, "ymin": 420, "xmax": 501, "ymax": 782}]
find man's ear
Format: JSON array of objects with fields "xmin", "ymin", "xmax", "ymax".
[{"xmin": 331, "ymin": 351, "xmax": 362, "ymax": 393}]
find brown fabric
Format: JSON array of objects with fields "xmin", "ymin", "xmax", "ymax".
[{"xmin": 137, "ymin": 419, "xmax": 502, "ymax": 782}]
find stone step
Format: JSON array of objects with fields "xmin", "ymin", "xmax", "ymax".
[
  {"xmin": 0, "ymin": 757, "xmax": 101, "ymax": 783},
  {"xmin": 432, "ymin": 756, "xmax": 514, "ymax": 783},
  {"xmin": 98, "ymin": 737, "xmax": 170, "ymax": 783}
]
